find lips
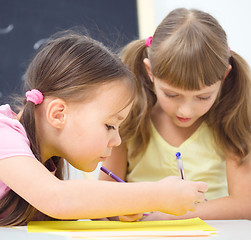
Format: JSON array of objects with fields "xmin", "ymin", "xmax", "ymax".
[
  {"xmin": 177, "ymin": 116, "xmax": 192, "ymax": 122},
  {"xmin": 100, "ymin": 156, "xmax": 110, "ymax": 161}
]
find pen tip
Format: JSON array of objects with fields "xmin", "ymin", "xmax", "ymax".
[{"xmin": 176, "ymin": 152, "xmax": 181, "ymax": 158}]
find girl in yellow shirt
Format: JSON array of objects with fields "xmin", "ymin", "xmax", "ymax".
[{"xmin": 100, "ymin": 8, "xmax": 251, "ymax": 221}]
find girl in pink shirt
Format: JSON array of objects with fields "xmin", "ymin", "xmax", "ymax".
[{"xmin": 0, "ymin": 30, "xmax": 207, "ymax": 226}]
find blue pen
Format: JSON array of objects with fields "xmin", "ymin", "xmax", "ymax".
[{"xmin": 176, "ymin": 152, "xmax": 185, "ymax": 180}]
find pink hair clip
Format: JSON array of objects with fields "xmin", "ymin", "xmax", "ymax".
[
  {"xmin": 25, "ymin": 89, "xmax": 44, "ymax": 105},
  {"xmin": 145, "ymin": 36, "xmax": 152, "ymax": 47}
]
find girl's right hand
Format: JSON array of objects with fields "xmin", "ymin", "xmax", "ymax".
[{"xmin": 156, "ymin": 176, "xmax": 208, "ymax": 216}]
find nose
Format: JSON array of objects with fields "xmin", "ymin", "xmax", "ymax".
[
  {"xmin": 108, "ymin": 131, "xmax": 122, "ymax": 148},
  {"xmin": 177, "ymin": 100, "xmax": 193, "ymax": 117}
]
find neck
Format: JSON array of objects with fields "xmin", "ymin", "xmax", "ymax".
[{"xmin": 151, "ymin": 103, "xmax": 203, "ymax": 147}]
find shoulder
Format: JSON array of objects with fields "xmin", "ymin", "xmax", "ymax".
[
  {"xmin": 0, "ymin": 104, "xmax": 34, "ymax": 160},
  {"xmin": 0, "ymin": 104, "xmax": 16, "ymax": 118},
  {"xmin": 0, "ymin": 104, "xmax": 27, "ymax": 139}
]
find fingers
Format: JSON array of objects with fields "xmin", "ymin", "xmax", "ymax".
[
  {"xmin": 192, "ymin": 181, "xmax": 208, "ymax": 203},
  {"xmin": 189, "ymin": 206, "xmax": 196, "ymax": 212},
  {"xmin": 196, "ymin": 181, "xmax": 208, "ymax": 193},
  {"xmin": 119, "ymin": 213, "xmax": 143, "ymax": 222},
  {"xmin": 189, "ymin": 197, "xmax": 208, "ymax": 212},
  {"xmin": 189, "ymin": 189, "xmax": 208, "ymax": 212},
  {"xmin": 196, "ymin": 191, "xmax": 206, "ymax": 203}
]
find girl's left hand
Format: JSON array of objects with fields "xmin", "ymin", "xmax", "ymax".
[
  {"xmin": 119, "ymin": 213, "xmax": 143, "ymax": 222},
  {"xmin": 140, "ymin": 211, "xmax": 175, "ymax": 221}
]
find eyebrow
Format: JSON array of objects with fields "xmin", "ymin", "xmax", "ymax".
[
  {"xmin": 115, "ymin": 115, "xmax": 124, "ymax": 121},
  {"xmin": 160, "ymin": 87, "xmax": 215, "ymax": 95},
  {"xmin": 108, "ymin": 113, "xmax": 124, "ymax": 121}
]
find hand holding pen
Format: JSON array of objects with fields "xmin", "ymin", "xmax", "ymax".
[
  {"xmin": 176, "ymin": 152, "xmax": 208, "ymax": 202},
  {"xmin": 100, "ymin": 164, "xmax": 208, "ymax": 217}
]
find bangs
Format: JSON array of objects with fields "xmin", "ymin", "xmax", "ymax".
[
  {"xmin": 150, "ymin": 20, "xmax": 229, "ymax": 90},
  {"xmin": 121, "ymin": 76, "xmax": 137, "ymax": 109}
]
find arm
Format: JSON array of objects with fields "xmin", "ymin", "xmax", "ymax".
[
  {"xmin": 98, "ymin": 143, "xmax": 143, "ymax": 221},
  {"xmin": 143, "ymin": 155, "xmax": 251, "ymax": 220},
  {"xmin": 0, "ymin": 155, "xmax": 207, "ymax": 220}
]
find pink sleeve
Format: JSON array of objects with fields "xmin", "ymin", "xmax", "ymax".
[
  {"xmin": 0, "ymin": 105, "xmax": 35, "ymax": 201},
  {"xmin": 0, "ymin": 115, "xmax": 35, "ymax": 160},
  {"xmin": 0, "ymin": 112, "xmax": 35, "ymax": 200}
]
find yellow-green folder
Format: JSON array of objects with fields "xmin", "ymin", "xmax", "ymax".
[{"xmin": 28, "ymin": 217, "xmax": 216, "ymax": 238}]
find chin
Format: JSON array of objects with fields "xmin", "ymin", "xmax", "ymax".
[
  {"xmin": 84, "ymin": 167, "xmax": 97, "ymax": 172},
  {"xmin": 175, "ymin": 121, "xmax": 191, "ymax": 128},
  {"xmin": 83, "ymin": 163, "xmax": 100, "ymax": 172},
  {"xmin": 70, "ymin": 158, "xmax": 100, "ymax": 172},
  {"xmin": 175, "ymin": 118, "xmax": 196, "ymax": 128}
]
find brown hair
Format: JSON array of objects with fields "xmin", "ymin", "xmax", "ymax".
[
  {"xmin": 0, "ymin": 30, "xmax": 136, "ymax": 226},
  {"xmin": 122, "ymin": 8, "xmax": 251, "ymax": 161}
]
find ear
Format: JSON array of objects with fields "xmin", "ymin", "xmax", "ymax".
[
  {"xmin": 143, "ymin": 58, "xmax": 153, "ymax": 82},
  {"xmin": 223, "ymin": 64, "xmax": 232, "ymax": 79},
  {"xmin": 46, "ymin": 99, "xmax": 68, "ymax": 129}
]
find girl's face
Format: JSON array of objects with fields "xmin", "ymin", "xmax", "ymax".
[
  {"xmin": 58, "ymin": 80, "xmax": 133, "ymax": 172},
  {"xmin": 153, "ymin": 78, "xmax": 222, "ymax": 128}
]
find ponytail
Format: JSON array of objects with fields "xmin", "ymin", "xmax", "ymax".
[
  {"xmin": 21, "ymin": 102, "xmax": 40, "ymax": 160},
  {"xmin": 120, "ymin": 40, "xmax": 157, "ymax": 158},
  {"xmin": 0, "ymin": 191, "xmax": 35, "ymax": 226},
  {"xmin": 207, "ymin": 50, "xmax": 251, "ymax": 162}
]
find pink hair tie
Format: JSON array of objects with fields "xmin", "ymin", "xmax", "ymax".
[
  {"xmin": 25, "ymin": 89, "xmax": 44, "ymax": 105},
  {"xmin": 145, "ymin": 36, "xmax": 152, "ymax": 47}
]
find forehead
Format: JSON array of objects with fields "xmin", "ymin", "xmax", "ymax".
[{"xmin": 89, "ymin": 80, "xmax": 134, "ymax": 116}]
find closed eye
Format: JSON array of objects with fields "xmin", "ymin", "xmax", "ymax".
[
  {"xmin": 197, "ymin": 96, "xmax": 211, "ymax": 101},
  {"xmin": 105, "ymin": 124, "xmax": 115, "ymax": 130},
  {"xmin": 164, "ymin": 93, "xmax": 178, "ymax": 98}
]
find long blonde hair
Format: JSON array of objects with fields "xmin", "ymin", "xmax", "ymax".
[
  {"xmin": 0, "ymin": 30, "xmax": 136, "ymax": 226},
  {"xmin": 122, "ymin": 8, "xmax": 251, "ymax": 161}
]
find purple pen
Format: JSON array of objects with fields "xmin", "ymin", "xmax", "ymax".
[{"xmin": 100, "ymin": 166, "xmax": 125, "ymax": 183}]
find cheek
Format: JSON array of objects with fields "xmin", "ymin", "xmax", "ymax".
[
  {"xmin": 197, "ymin": 100, "xmax": 216, "ymax": 116},
  {"xmin": 86, "ymin": 131, "xmax": 108, "ymax": 149},
  {"xmin": 158, "ymin": 95, "xmax": 175, "ymax": 113}
]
